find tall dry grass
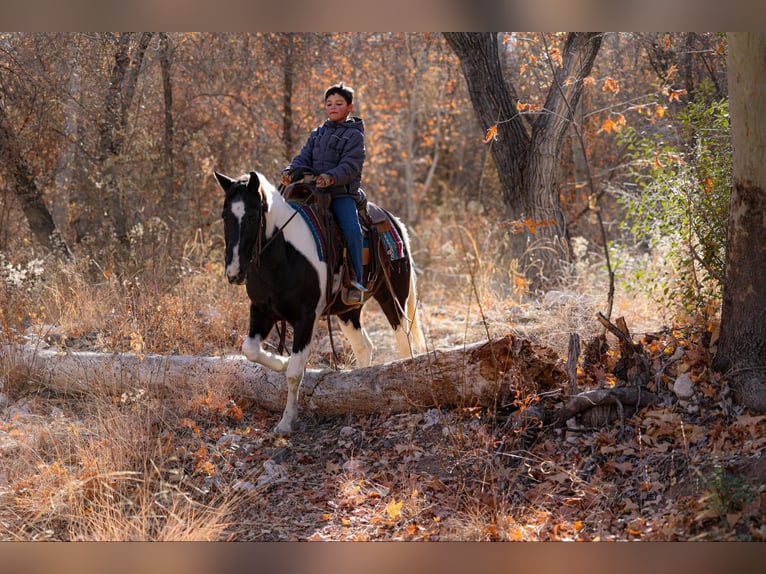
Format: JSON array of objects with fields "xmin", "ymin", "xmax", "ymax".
[{"xmin": 0, "ymin": 209, "xmax": 671, "ymax": 540}]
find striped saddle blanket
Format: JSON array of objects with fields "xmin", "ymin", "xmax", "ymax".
[{"xmin": 289, "ymin": 202, "xmax": 405, "ymax": 264}]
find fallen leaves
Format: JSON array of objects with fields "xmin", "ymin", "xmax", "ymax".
[
  {"xmin": 385, "ymin": 499, "xmax": 403, "ymax": 519},
  {"xmin": 5, "ymin": 312, "xmax": 764, "ymax": 543}
]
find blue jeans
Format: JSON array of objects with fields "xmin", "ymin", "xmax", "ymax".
[{"xmin": 331, "ymin": 196, "xmax": 364, "ymax": 284}]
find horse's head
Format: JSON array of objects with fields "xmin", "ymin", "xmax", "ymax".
[{"xmin": 215, "ymin": 171, "xmax": 265, "ymax": 285}]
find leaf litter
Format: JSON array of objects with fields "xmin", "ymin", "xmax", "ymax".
[{"xmin": 1, "ymin": 309, "xmax": 764, "ymax": 541}]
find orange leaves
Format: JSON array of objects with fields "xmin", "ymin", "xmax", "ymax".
[
  {"xmin": 505, "ymin": 218, "xmax": 558, "ymax": 235},
  {"xmin": 668, "ymin": 89, "xmax": 686, "ymax": 102},
  {"xmin": 598, "ymin": 114, "xmax": 626, "ymax": 134},
  {"xmin": 178, "ymin": 417, "xmax": 201, "ymax": 436},
  {"xmin": 523, "ymin": 218, "xmax": 557, "ymax": 234},
  {"xmin": 548, "ymin": 47, "xmax": 563, "ymax": 67},
  {"xmin": 512, "ymin": 273, "xmax": 530, "ymax": 297},
  {"xmin": 483, "ymin": 124, "xmax": 498, "ymax": 143},
  {"xmin": 192, "ymin": 445, "xmax": 216, "ymax": 476},
  {"xmin": 516, "ymin": 101, "xmax": 541, "ymax": 112},
  {"xmin": 482, "ymin": 102, "xmax": 543, "ymax": 145},
  {"xmin": 661, "ymin": 85, "xmax": 687, "ymax": 102},
  {"xmin": 602, "ymin": 76, "xmax": 620, "ymax": 94}
]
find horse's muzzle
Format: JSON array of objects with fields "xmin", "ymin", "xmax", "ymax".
[{"xmin": 227, "ymin": 272, "xmax": 246, "ymax": 285}]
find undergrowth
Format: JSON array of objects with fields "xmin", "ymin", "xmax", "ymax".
[{"xmin": 2, "ymin": 203, "xmax": 757, "ymax": 541}]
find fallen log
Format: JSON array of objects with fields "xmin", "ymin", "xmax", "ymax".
[{"xmin": 1, "ymin": 335, "xmax": 567, "ymax": 415}]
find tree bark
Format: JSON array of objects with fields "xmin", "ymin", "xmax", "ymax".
[
  {"xmin": 712, "ymin": 33, "xmax": 766, "ymax": 413},
  {"xmin": 3, "ymin": 335, "xmax": 566, "ymax": 415},
  {"xmin": 97, "ymin": 32, "xmax": 153, "ymax": 246},
  {"xmin": 281, "ymin": 33, "xmax": 296, "ymax": 161},
  {"xmin": 0, "ymin": 96, "xmax": 72, "ymax": 259},
  {"xmin": 443, "ymin": 33, "xmax": 602, "ymax": 287},
  {"xmin": 159, "ymin": 33, "xmax": 175, "ymax": 203}
]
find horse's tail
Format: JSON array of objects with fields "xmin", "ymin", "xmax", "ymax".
[
  {"xmin": 405, "ymin": 262, "xmax": 426, "ymax": 354},
  {"xmin": 393, "ymin": 215, "xmax": 426, "ymax": 354}
]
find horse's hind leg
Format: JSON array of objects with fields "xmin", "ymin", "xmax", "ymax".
[
  {"xmin": 337, "ymin": 308, "xmax": 373, "ymax": 367},
  {"xmin": 374, "ymin": 278, "xmax": 416, "ymax": 360}
]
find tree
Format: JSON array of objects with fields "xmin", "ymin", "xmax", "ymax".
[
  {"xmin": 444, "ymin": 32, "xmax": 603, "ymax": 286},
  {"xmin": 97, "ymin": 32, "xmax": 153, "ymax": 247},
  {"xmin": 0, "ymin": 94, "xmax": 72, "ymax": 259},
  {"xmin": 158, "ymin": 32, "xmax": 175, "ymax": 203},
  {"xmin": 712, "ymin": 33, "xmax": 766, "ymax": 413}
]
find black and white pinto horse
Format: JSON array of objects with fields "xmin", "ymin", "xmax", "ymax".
[{"xmin": 215, "ymin": 171, "xmax": 425, "ymax": 435}]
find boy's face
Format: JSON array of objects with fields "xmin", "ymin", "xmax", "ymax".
[{"xmin": 325, "ymin": 94, "xmax": 353, "ymax": 122}]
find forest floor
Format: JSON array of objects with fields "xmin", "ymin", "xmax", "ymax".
[{"xmin": 1, "ymin": 282, "xmax": 764, "ymax": 541}]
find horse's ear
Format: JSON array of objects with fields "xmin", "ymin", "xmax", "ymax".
[
  {"xmin": 247, "ymin": 172, "xmax": 261, "ymax": 194},
  {"xmin": 214, "ymin": 171, "xmax": 234, "ymax": 192}
]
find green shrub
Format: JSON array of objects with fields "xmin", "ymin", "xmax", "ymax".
[{"xmin": 616, "ymin": 81, "xmax": 730, "ymax": 317}]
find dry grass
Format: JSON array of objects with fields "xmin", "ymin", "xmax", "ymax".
[{"xmin": 0, "ymin": 211, "xmax": 684, "ymax": 541}]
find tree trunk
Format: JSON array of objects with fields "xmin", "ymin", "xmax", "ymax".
[
  {"xmin": 444, "ymin": 33, "xmax": 602, "ymax": 286},
  {"xmin": 3, "ymin": 335, "xmax": 566, "ymax": 415},
  {"xmin": 712, "ymin": 33, "xmax": 766, "ymax": 413},
  {"xmin": 443, "ymin": 33, "xmax": 529, "ymax": 208},
  {"xmin": 159, "ymin": 33, "xmax": 175, "ymax": 204},
  {"xmin": 52, "ymin": 42, "xmax": 80, "ymax": 233},
  {"xmin": 281, "ymin": 33, "xmax": 295, "ymax": 160},
  {"xmin": 0, "ymin": 96, "xmax": 72, "ymax": 259},
  {"xmin": 97, "ymin": 32, "xmax": 153, "ymax": 246}
]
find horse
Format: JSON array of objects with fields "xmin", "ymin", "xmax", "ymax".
[{"xmin": 215, "ymin": 170, "xmax": 425, "ymax": 435}]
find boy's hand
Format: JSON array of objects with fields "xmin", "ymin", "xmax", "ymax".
[
  {"xmin": 280, "ymin": 170, "xmax": 291, "ymax": 186},
  {"xmin": 316, "ymin": 173, "xmax": 334, "ymax": 188}
]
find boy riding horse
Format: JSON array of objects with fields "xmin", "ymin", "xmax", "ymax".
[{"xmin": 281, "ymin": 82, "xmax": 368, "ymax": 305}]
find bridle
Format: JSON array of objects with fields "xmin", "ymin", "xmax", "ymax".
[{"xmin": 241, "ymin": 188, "xmax": 301, "ymax": 269}]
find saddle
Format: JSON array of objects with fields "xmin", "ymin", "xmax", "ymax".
[{"xmin": 282, "ymin": 181, "xmax": 393, "ymax": 306}]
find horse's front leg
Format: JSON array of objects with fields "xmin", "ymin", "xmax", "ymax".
[
  {"xmin": 242, "ymin": 304, "xmax": 289, "ymax": 372},
  {"xmin": 275, "ymin": 313, "xmax": 316, "ymax": 436}
]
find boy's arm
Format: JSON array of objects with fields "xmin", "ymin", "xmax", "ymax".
[
  {"xmin": 327, "ymin": 130, "xmax": 365, "ymax": 186},
  {"xmin": 285, "ymin": 130, "xmax": 316, "ymax": 174}
]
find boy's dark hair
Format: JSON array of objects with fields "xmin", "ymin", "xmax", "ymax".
[{"xmin": 324, "ymin": 82, "xmax": 354, "ymax": 105}]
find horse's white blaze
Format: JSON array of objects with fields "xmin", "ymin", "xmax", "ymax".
[{"xmin": 226, "ymin": 199, "xmax": 247, "ymax": 280}]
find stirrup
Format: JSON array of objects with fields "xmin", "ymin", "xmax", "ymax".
[
  {"xmin": 345, "ymin": 288, "xmax": 364, "ymax": 305},
  {"xmin": 349, "ymin": 279, "xmax": 368, "ymax": 292}
]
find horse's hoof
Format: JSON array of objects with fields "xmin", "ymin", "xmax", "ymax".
[{"xmin": 274, "ymin": 424, "xmax": 292, "ymax": 437}]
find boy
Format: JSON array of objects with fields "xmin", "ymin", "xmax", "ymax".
[{"xmin": 282, "ymin": 82, "xmax": 368, "ymax": 304}]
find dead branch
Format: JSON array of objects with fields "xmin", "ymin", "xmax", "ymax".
[{"xmin": 554, "ymin": 386, "xmax": 659, "ymax": 428}]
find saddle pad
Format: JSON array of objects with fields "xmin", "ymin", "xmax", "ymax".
[
  {"xmin": 376, "ymin": 224, "xmax": 405, "ymax": 261},
  {"xmin": 290, "ymin": 202, "xmax": 405, "ymax": 263},
  {"xmin": 289, "ymin": 202, "xmax": 328, "ymax": 262}
]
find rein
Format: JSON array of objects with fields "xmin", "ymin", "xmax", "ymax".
[{"xmin": 249, "ymin": 196, "xmax": 303, "ymax": 268}]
